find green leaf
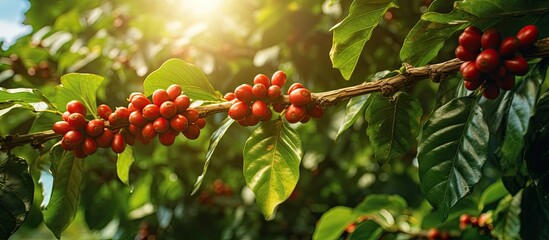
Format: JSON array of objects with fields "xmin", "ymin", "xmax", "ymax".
[
  {"xmin": 143, "ymin": 58, "xmax": 220, "ymax": 101},
  {"xmin": 56, "ymin": 73, "xmax": 104, "ymax": 118},
  {"xmin": 349, "ymin": 221, "xmax": 383, "ymax": 240},
  {"xmin": 313, "ymin": 206, "xmax": 357, "ymax": 240},
  {"xmin": 520, "ymin": 185, "xmax": 549, "ymax": 239},
  {"xmin": 243, "ymin": 120, "xmax": 303, "ymax": 220},
  {"xmin": 0, "ymin": 88, "xmax": 55, "ymax": 109},
  {"xmin": 455, "ymin": 0, "xmax": 549, "ymax": 18},
  {"xmin": 498, "ymin": 61, "xmax": 547, "ymax": 176},
  {"xmin": 478, "ymin": 180, "xmax": 508, "ymax": 211},
  {"xmin": 117, "ymin": 146, "xmax": 134, "ymax": 186},
  {"xmin": 336, "ymin": 94, "xmax": 370, "ymax": 140},
  {"xmin": 418, "ymin": 97, "xmax": 488, "ymax": 219},
  {"xmin": 192, "ymin": 117, "xmax": 235, "ymax": 195},
  {"xmin": 354, "ymin": 194, "xmax": 407, "ymax": 214},
  {"xmin": 525, "ymin": 90, "xmax": 549, "ymax": 179},
  {"xmin": 493, "ymin": 192, "xmax": 522, "ymax": 240},
  {"xmin": 330, "ymin": 0, "xmax": 398, "ymax": 80},
  {"xmin": 365, "ymin": 92, "xmax": 422, "ymax": 163},
  {"xmin": 0, "ymin": 155, "xmax": 34, "ymax": 240},
  {"xmin": 44, "ymin": 151, "xmax": 84, "ymax": 239}
]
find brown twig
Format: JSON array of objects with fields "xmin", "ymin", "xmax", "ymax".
[{"xmin": 1, "ymin": 38, "xmax": 548, "ymax": 151}]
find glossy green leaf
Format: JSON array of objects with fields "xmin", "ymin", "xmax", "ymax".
[
  {"xmin": 336, "ymin": 94, "xmax": 370, "ymax": 140},
  {"xmin": 478, "ymin": 180, "xmax": 508, "ymax": 211},
  {"xmin": 44, "ymin": 150, "xmax": 84, "ymax": 239},
  {"xmin": 192, "ymin": 117, "xmax": 235, "ymax": 195},
  {"xmin": 418, "ymin": 97, "xmax": 488, "ymax": 219},
  {"xmin": 499, "ymin": 61, "xmax": 547, "ymax": 175},
  {"xmin": 520, "ymin": 186, "xmax": 549, "ymax": 239},
  {"xmin": 330, "ymin": 0, "xmax": 398, "ymax": 80},
  {"xmin": 525, "ymin": 90, "xmax": 549, "ymax": 179},
  {"xmin": 354, "ymin": 194, "xmax": 407, "ymax": 228},
  {"xmin": 313, "ymin": 206, "xmax": 357, "ymax": 240},
  {"xmin": 349, "ymin": 221, "xmax": 383, "ymax": 240},
  {"xmin": 455, "ymin": 0, "xmax": 549, "ymax": 18},
  {"xmin": 56, "ymin": 73, "xmax": 104, "ymax": 118},
  {"xmin": 243, "ymin": 120, "xmax": 303, "ymax": 220},
  {"xmin": 0, "ymin": 155, "xmax": 34, "ymax": 240},
  {"xmin": 143, "ymin": 58, "xmax": 221, "ymax": 101},
  {"xmin": 117, "ymin": 146, "xmax": 134, "ymax": 186},
  {"xmin": 493, "ymin": 192, "xmax": 522, "ymax": 240},
  {"xmin": 365, "ymin": 92, "xmax": 422, "ymax": 163},
  {"xmin": 0, "ymin": 88, "xmax": 54, "ymax": 109}
]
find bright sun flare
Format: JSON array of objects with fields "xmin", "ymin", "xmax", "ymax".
[{"xmin": 181, "ymin": 0, "xmax": 222, "ymax": 16}]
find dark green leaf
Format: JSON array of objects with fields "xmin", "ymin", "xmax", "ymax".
[
  {"xmin": 330, "ymin": 0, "xmax": 398, "ymax": 80},
  {"xmin": 312, "ymin": 206, "xmax": 357, "ymax": 240},
  {"xmin": 336, "ymin": 95, "xmax": 370, "ymax": 140},
  {"xmin": 418, "ymin": 97, "xmax": 488, "ymax": 219},
  {"xmin": 0, "ymin": 155, "xmax": 34, "ymax": 240},
  {"xmin": 243, "ymin": 120, "xmax": 303, "ymax": 220},
  {"xmin": 117, "ymin": 146, "xmax": 134, "ymax": 186},
  {"xmin": 56, "ymin": 73, "xmax": 104, "ymax": 118},
  {"xmin": 84, "ymin": 184, "xmax": 115, "ymax": 230},
  {"xmin": 192, "ymin": 117, "xmax": 235, "ymax": 195},
  {"xmin": 455, "ymin": 0, "xmax": 549, "ymax": 18},
  {"xmin": 349, "ymin": 221, "xmax": 383, "ymax": 240},
  {"xmin": 143, "ymin": 58, "xmax": 221, "ymax": 101},
  {"xmin": 520, "ymin": 185, "xmax": 549, "ymax": 239},
  {"xmin": 493, "ymin": 192, "xmax": 522, "ymax": 240},
  {"xmin": 44, "ymin": 151, "xmax": 84, "ymax": 238},
  {"xmin": 365, "ymin": 92, "xmax": 422, "ymax": 163}
]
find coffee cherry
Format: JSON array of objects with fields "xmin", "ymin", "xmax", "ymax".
[
  {"xmin": 504, "ymin": 55, "xmax": 529, "ymax": 76},
  {"xmin": 141, "ymin": 122, "xmax": 157, "ymax": 140},
  {"xmin": 114, "ymin": 107, "xmax": 130, "ymax": 122},
  {"xmin": 482, "ymin": 81, "xmax": 500, "ymax": 99},
  {"xmin": 170, "ymin": 114, "xmax": 189, "ymax": 132},
  {"xmin": 289, "ymin": 88, "xmax": 312, "ymax": 106},
  {"xmin": 129, "ymin": 111, "xmax": 147, "ymax": 128},
  {"xmin": 73, "ymin": 146, "xmax": 88, "ymax": 159},
  {"xmin": 63, "ymin": 130, "xmax": 84, "ymax": 148},
  {"xmin": 460, "ymin": 214, "xmax": 471, "ymax": 225},
  {"xmin": 96, "ymin": 128, "xmax": 114, "ymax": 148},
  {"xmin": 459, "ymin": 28, "xmax": 482, "ymax": 51},
  {"xmin": 66, "ymin": 100, "xmax": 87, "ymax": 115},
  {"xmin": 455, "ymin": 45, "xmax": 478, "ymax": 61},
  {"xmin": 97, "ymin": 104, "xmax": 112, "ymax": 120},
  {"xmin": 160, "ymin": 101, "xmax": 177, "ymax": 119},
  {"xmin": 166, "ymin": 84, "xmax": 182, "ymax": 101},
  {"xmin": 128, "ymin": 92, "xmax": 145, "ymax": 102},
  {"xmin": 142, "ymin": 104, "xmax": 160, "ymax": 121},
  {"xmin": 68, "ymin": 113, "xmax": 87, "ymax": 130},
  {"xmin": 464, "ymin": 26, "xmax": 482, "ymax": 35},
  {"xmin": 308, "ymin": 106, "xmax": 324, "ymax": 118},
  {"xmin": 62, "ymin": 111, "xmax": 70, "ymax": 121},
  {"xmin": 128, "ymin": 124, "xmax": 140, "ymax": 135},
  {"xmin": 82, "ymin": 137, "xmax": 98, "ymax": 155},
  {"xmin": 174, "ymin": 95, "xmax": 191, "ymax": 113},
  {"xmin": 251, "ymin": 100, "xmax": 272, "ymax": 121},
  {"xmin": 183, "ymin": 108, "xmax": 199, "ymax": 123},
  {"xmin": 228, "ymin": 101, "xmax": 250, "ymax": 121},
  {"xmin": 481, "ymin": 28, "xmax": 501, "ymax": 49},
  {"xmin": 499, "ymin": 36, "xmax": 521, "ymax": 57},
  {"xmin": 153, "ymin": 117, "xmax": 170, "ymax": 133},
  {"xmin": 195, "ymin": 118, "xmax": 206, "ymax": 129},
  {"xmin": 427, "ymin": 228, "xmax": 439, "ymax": 240},
  {"xmin": 254, "ymin": 74, "xmax": 271, "ymax": 87},
  {"xmin": 285, "ymin": 105, "xmax": 306, "ymax": 123},
  {"xmin": 490, "ymin": 65, "xmax": 507, "ymax": 80},
  {"xmin": 131, "ymin": 95, "xmax": 151, "ymax": 111},
  {"xmin": 496, "ymin": 74, "xmax": 515, "ymax": 91},
  {"xmin": 108, "ymin": 113, "xmax": 122, "ymax": 127},
  {"xmin": 464, "ymin": 79, "xmax": 483, "ymax": 91},
  {"xmin": 127, "ymin": 103, "xmax": 138, "ymax": 112},
  {"xmin": 287, "ymin": 83, "xmax": 304, "ymax": 94},
  {"xmin": 224, "ymin": 92, "xmax": 236, "ymax": 101},
  {"xmin": 461, "ymin": 62, "xmax": 481, "ymax": 81},
  {"xmin": 252, "ymin": 83, "xmax": 268, "ymax": 99},
  {"xmin": 182, "ymin": 124, "xmax": 200, "ymax": 140},
  {"xmin": 476, "ymin": 49, "xmax": 500, "ymax": 73},
  {"xmin": 243, "ymin": 114, "xmax": 259, "ymax": 126},
  {"xmin": 159, "ymin": 130, "xmax": 177, "ymax": 146},
  {"xmin": 234, "ymin": 84, "xmax": 254, "ymax": 104},
  {"xmin": 516, "ymin": 25, "xmax": 538, "ymax": 49},
  {"xmin": 271, "ymin": 71, "xmax": 287, "ymax": 87},
  {"xmin": 152, "ymin": 89, "xmax": 170, "ymax": 106},
  {"xmin": 300, "ymin": 114, "xmax": 311, "ymax": 123},
  {"xmin": 53, "ymin": 121, "xmax": 72, "ymax": 135},
  {"xmin": 272, "ymin": 103, "xmax": 286, "ymax": 113},
  {"xmin": 123, "ymin": 131, "xmax": 136, "ymax": 146},
  {"xmin": 268, "ymin": 85, "xmax": 282, "ymax": 99},
  {"xmin": 85, "ymin": 119, "xmax": 105, "ymax": 137},
  {"xmin": 111, "ymin": 133, "xmax": 126, "ymax": 153}
]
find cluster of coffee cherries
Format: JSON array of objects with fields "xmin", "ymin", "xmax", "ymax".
[
  {"xmin": 225, "ymin": 71, "xmax": 324, "ymax": 125},
  {"xmin": 426, "ymin": 228, "xmax": 451, "ymax": 240},
  {"xmin": 53, "ymin": 84, "xmax": 205, "ymax": 158},
  {"xmin": 456, "ymin": 25, "xmax": 539, "ymax": 99},
  {"xmin": 459, "ymin": 213, "xmax": 493, "ymax": 236}
]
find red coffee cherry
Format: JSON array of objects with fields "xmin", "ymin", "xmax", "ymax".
[
  {"xmin": 461, "ymin": 62, "xmax": 481, "ymax": 82},
  {"xmin": 68, "ymin": 113, "xmax": 87, "ymax": 130},
  {"xmin": 285, "ymin": 104, "xmax": 307, "ymax": 123},
  {"xmin": 62, "ymin": 130, "xmax": 84, "ymax": 148},
  {"xmin": 62, "ymin": 111, "xmax": 70, "ymax": 121},
  {"xmin": 114, "ymin": 107, "xmax": 131, "ymax": 122},
  {"xmin": 455, "ymin": 45, "xmax": 478, "ymax": 61},
  {"xmin": 82, "ymin": 137, "xmax": 98, "ymax": 155},
  {"xmin": 53, "ymin": 121, "xmax": 72, "ymax": 135},
  {"xmin": 459, "ymin": 27, "xmax": 482, "ymax": 51},
  {"xmin": 182, "ymin": 124, "xmax": 200, "ymax": 140},
  {"xmin": 131, "ymin": 95, "xmax": 151, "ymax": 111},
  {"xmin": 73, "ymin": 146, "xmax": 88, "ymax": 159},
  {"xmin": 496, "ymin": 74, "xmax": 515, "ymax": 91},
  {"xmin": 516, "ymin": 25, "xmax": 539, "ymax": 49},
  {"xmin": 287, "ymin": 83, "xmax": 304, "ymax": 94},
  {"xmin": 170, "ymin": 114, "xmax": 189, "ymax": 132},
  {"xmin": 300, "ymin": 114, "xmax": 311, "ymax": 123},
  {"xmin": 254, "ymin": 74, "xmax": 271, "ymax": 87},
  {"xmin": 464, "ymin": 79, "xmax": 483, "ymax": 91},
  {"xmin": 504, "ymin": 55, "xmax": 529, "ymax": 76},
  {"xmin": 459, "ymin": 214, "xmax": 471, "ymax": 229},
  {"xmin": 243, "ymin": 114, "xmax": 259, "ymax": 126},
  {"xmin": 159, "ymin": 130, "xmax": 177, "ymax": 146},
  {"xmin": 96, "ymin": 128, "xmax": 114, "ymax": 148},
  {"xmin": 268, "ymin": 85, "xmax": 282, "ymax": 99},
  {"xmin": 272, "ymin": 103, "xmax": 286, "ymax": 113},
  {"xmin": 195, "ymin": 118, "xmax": 206, "ymax": 129},
  {"xmin": 129, "ymin": 111, "xmax": 147, "ymax": 128},
  {"xmin": 128, "ymin": 124, "xmax": 140, "ymax": 135},
  {"xmin": 85, "ymin": 119, "xmax": 105, "ymax": 137},
  {"xmin": 123, "ymin": 130, "xmax": 136, "ymax": 146},
  {"xmin": 66, "ymin": 100, "xmax": 87, "ymax": 115},
  {"xmin": 160, "ymin": 101, "xmax": 178, "ymax": 119},
  {"xmin": 464, "ymin": 26, "xmax": 482, "ymax": 35},
  {"xmin": 108, "ymin": 113, "xmax": 122, "ymax": 127},
  {"xmin": 476, "ymin": 49, "xmax": 500, "ymax": 73},
  {"xmin": 224, "ymin": 92, "xmax": 236, "ymax": 101},
  {"xmin": 153, "ymin": 117, "xmax": 170, "ymax": 133},
  {"xmin": 183, "ymin": 108, "xmax": 199, "ymax": 123},
  {"xmin": 111, "ymin": 133, "xmax": 126, "ymax": 153},
  {"xmin": 141, "ymin": 122, "xmax": 157, "ymax": 140},
  {"xmin": 152, "ymin": 89, "xmax": 170, "ymax": 106},
  {"xmin": 174, "ymin": 95, "xmax": 191, "ymax": 113},
  {"xmin": 289, "ymin": 88, "xmax": 312, "ymax": 106},
  {"xmin": 127, "ymin": 103, "xmax": 138, "ymax": 112},
  {"xmin": 252, "ymin": 83, "xmax": 268, "ymax": 99},
  {"xmin": 97, "ymin": 104, "xmax": 112, "ymax": 120},
  {"xmin": 271, "ymin": 71, "xmax": 287, "ymax": 87},
  {"xmin": 499, "ymin": 36, "xmax": 521, "ymax": 57},
  {"xmin": 490, "ymin": 65, "xmax": 507, "ymax": 80},
  {"xmin": 228, "ymin": 101, "xmax": 250, "ymax": 121},
  {"xmin": 128, "ymin": 92, "xmax": 145, "ymax": 102},
  {"xmin": 308, "ymin": 106, "xmax": 324, "ymax": 118},
  {"xmin": 482, "ymin": 81, "xmax": 500, "ymax": 99},
  {"xmin": 166, "ymin": 84, "xmax": 182, "ymax": 101},
  {"xmin": 234, "ymin": 84, "xmax": 254, "ymax": 104},
  {"xmin": 427, "ymin": 228, "xmax": 440, "ymax": 240},
  {"xmin": 481, "ymin": 28, "xmax": 501, "ymax": 49},
  {"xmin": 251, "ymin": 100, "xmax": 272, "ymax": 121},
  {"xmin": 142, "ymin": 104, "xmax": 160, "ymax": 121}
]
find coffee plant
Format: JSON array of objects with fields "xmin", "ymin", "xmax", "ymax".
[{"xmin": 1, "ymin": 0, "xmax": 548, "ymax": 239}]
